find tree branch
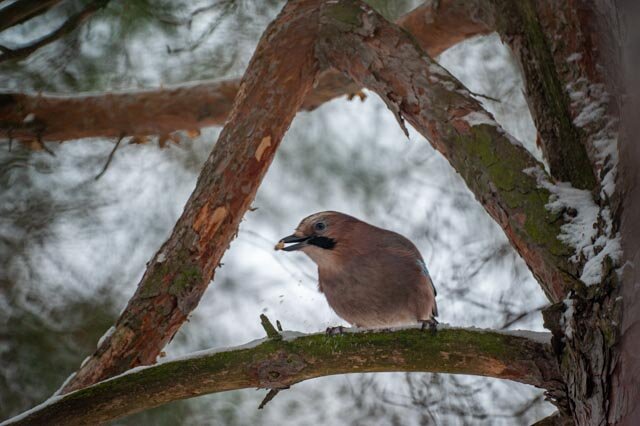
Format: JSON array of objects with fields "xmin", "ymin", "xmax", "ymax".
[
  {"xmin": 0, "ymin": 0, "xmax": 109, "ymax": 64},
  {"xmin": 55, "ymin": 0, "xmax": 578, "ymax": 397},
  {"xmin": 4, "ymin": 327, "xmax": 562, "ymax": 426},
  {"xmin": 317, "ymin": 0, "xmax": 581, "ymax": 302},
  {"xmin": 0, "ymin": 0, "xmax": 493, "ymax": 142},
  {"xmin": 60, "ymin": 0, "xmax": 323, "ymax": 394},
  {"xmin": 491, "ymin": 0, "xmax": 597, "ymax": 190},
  {"xmin": 0, "ymin": 0, "xmax": 63, "ymax": 33}
]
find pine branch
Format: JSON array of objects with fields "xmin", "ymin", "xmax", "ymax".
[{"xmin": 4, "ymin": 327, "xmax": 561, "ymax": 426}]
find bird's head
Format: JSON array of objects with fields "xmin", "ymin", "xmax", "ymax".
[{"xmin": 275, "ymin": 211, "xmax": 357, "ymax": 265}]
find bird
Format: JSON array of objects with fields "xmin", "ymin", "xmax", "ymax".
[{"xmin": 275, "ymin": 211, "xmax": 437, "ymax": 330}]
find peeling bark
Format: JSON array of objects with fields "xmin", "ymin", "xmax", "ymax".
[
  {"xmin": 7, "ymin": 327, "xmax": 561, "ymax": 426},
  {"xmin": 60, "ymin": 0, "xmax": 322, "ymax": 393},
  {"xmin": 0, "ymin": 0, "xmax": 492, "ymax": 143}
]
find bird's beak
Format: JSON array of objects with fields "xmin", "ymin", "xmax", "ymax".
[{"xmin": 275, "ymin": 234, "xmax": 310, "ymax": 251}]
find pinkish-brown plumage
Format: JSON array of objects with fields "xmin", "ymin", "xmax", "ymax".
[{"xmin": 277, "ymin": 211, "xmax": 437, "ymax": 328}]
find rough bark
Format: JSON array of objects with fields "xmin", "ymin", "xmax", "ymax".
[
  {"xmin": 507, "ymin": 1, "xmax": 623, "ymax": 424},
  {"xmin": 602, "ymin": 1, "xmax": 640, "ymax": 424},
  {"xmin": 317, "ymin": 0, "xmax": 581, "ymax": 303},
  {"xmin": 61, "ymin": 0, "xmax": 322, "ymax": 393},
  {"xmin": 527, "ymin": 0, "xmax": 619, "ymax": 194},
  {"xmin": 491, "ymin": 0, "xmax": 597, "ymax": 190},
  {"xmin": 5, "ymin": 327, "xmax": 561, "ymax": 426},
  {"xmin": 0, "ymin": 0, "xmax": 492, "ymax": 142}
]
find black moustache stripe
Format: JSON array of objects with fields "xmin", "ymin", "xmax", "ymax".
[{"xmin": 307, "ymin": 236, "xmax": 336, "ymax": 250}]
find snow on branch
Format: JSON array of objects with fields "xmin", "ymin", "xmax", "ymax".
[
  {"xmin": 3, "ymin": 326, "xmax": 560, "ymax": 426},
  {"xmin": 524, "ymin": 166, "xmax": 621, "ymax": 286}
]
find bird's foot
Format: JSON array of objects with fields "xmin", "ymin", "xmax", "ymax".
[
  {"xmin": 420, "ymin": 318, "xmax": 438, "ymax": 335},
  {"xmin": 325, "ymin": 326, "xmax": 346, "ymax": 335}
]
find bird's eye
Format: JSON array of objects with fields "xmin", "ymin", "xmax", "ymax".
[{"xmin": 314, "ymin": 221, "xmax": 326, "ymax": 232}]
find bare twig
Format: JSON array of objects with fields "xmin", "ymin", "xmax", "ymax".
[
  {"xmin": 95, "ymin": 134, "xmax": 125, "ymax": 180},
  {"xmin": 468, "ymin": 89, "xmax": 501, "ymax": 103},
  {"xmin": 259, "ymin": 314, "xmax": 281, "ymax": 340},
  {"xmin": 258, "ymin": 387, "xmax": 289, "ymax": 409},
  {"xmin": 36, "ymin": 134, "xmax": 55, "ymax": 156},
  {"xmin": 0, "ymin": 0, "xmax": 63, "ymax": 33},
  {"xmin": 0, "ymin": 0, "xmax": 111, "ymax": 63}
]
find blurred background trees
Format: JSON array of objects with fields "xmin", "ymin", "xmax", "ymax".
[{"xmin": 0, "ymin": 1, "xmax": 553, "ymax": 424}]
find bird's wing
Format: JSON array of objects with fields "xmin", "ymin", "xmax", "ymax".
[
  {"xmin": 417, "ymin": 258, "xmax": 438, "ymax": 318},
  {"xmin": 378, "ymin": 230, "xmax": 438, "ymax": 319}
]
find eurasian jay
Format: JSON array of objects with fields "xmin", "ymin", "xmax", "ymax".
[{"xmin": 275, "ymin": 211, "xmax": 438, "ymax": 329}]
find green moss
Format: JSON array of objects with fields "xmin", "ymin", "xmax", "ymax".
[
  {"xmin": 136, "ymin": 247, "xmax": 202, "ymax": 299},
  {"xmin": 168, "ymin": 266, "xmax": 202, "ymax": 296},
  {"xmin": 137, "ymin": 262, "xmax": 170, "ymax": 298},
  {"xmin": 455, "ymin": 125, "xmax": 571, "ymax": 258},
  {"xmin": 324, "ymin": 0, "xmax": 362, "ymax": 28},
  {"xmin": 25, "ymin": 328, "xmax": 555, "ymax": 425},
  {"xmin": 494, "ymin": 0, "xmax": 596, "ymax": 190}
]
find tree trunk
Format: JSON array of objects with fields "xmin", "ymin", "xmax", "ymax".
[{"xmin": 61, "ymin": 0, "xmax": 322, "ymax": 393}]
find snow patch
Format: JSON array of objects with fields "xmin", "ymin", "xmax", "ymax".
[
  {"xmin": 97, "ymin": 325, "xmax": 115, "ymax": 348},
  {"xmin": 1, "ymin": 395, "xmax": 63, "ymax": 425},
  {"xmin": 52, "ymin": 373, "xmax": 76, "ymax": 397},
  {"xmin": 567, "ymin": 52, "xmax": 583, "ymax": 62},
  {"xmin": 524, "ymin": 167, "xmax": 621, "ymax": 285},
  {"xmin": 566, "ymin": 78, "xmax": 619, "ymax": 199},
  {"xmin": 501, "ymin": 329, "xmax": 552, "ymax": 344},
  {"xmin": 462, "ymin": 111, "xmax": 496, "ymax": 127},
  {"xmin": 428, "ymin": 63, "xmax": 449, "ymax": 77},
  {"xmin": 80, "ymin": 356, "xmax": 91, "ymax": 368},
  {"xmin": 561, "ymin": 298, "xmax": 575, "ymax": 339},
  {"xmin": 581, "ymin": 237, "xmax": 621, "ymax": 286}
]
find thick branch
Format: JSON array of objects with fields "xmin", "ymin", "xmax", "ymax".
[
  {"xmin": 0, "ymin": 0, "xmax": 63, "ymax": 32},
  {"xmin": 317, "ymin": 0, "xmax": 581, "ymax": 302},
  {"xmin": 5, "ymin": 327, "xmax": 561, "ymax": 426},
  {"xmin": 0, "ymin": 76, "xmax": 353, "ymax": 141},
  {"xmin": 0, "ymin": 0, "xmax": 109, "ymax": 64},
  {"xmin": 0, "ymin": 0, "xmax": 492, "ymax": 142},
  {"xmin": 60, "ymin": 0, "xmax": 322, "ymax": 393},
  {"xmin": 491, "ymin": 0, "xmax": 597, "ymax": 190}
]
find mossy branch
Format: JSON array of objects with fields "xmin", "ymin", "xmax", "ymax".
[
  {"xmin": 3, "ymin": 327, "xmax": 561, "ymax": 426},
  {"xmin": 317, "ymin": 0, "xmax": 582, "ymax": 302}
]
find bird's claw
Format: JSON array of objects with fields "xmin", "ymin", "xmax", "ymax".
[
  {"xmin": 325, "ymin": 326, "xmax": 346, "ymax": 335},
  {"xmin": 420, "ymin": 319, "xmax": 438, "ymax": 334}
]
